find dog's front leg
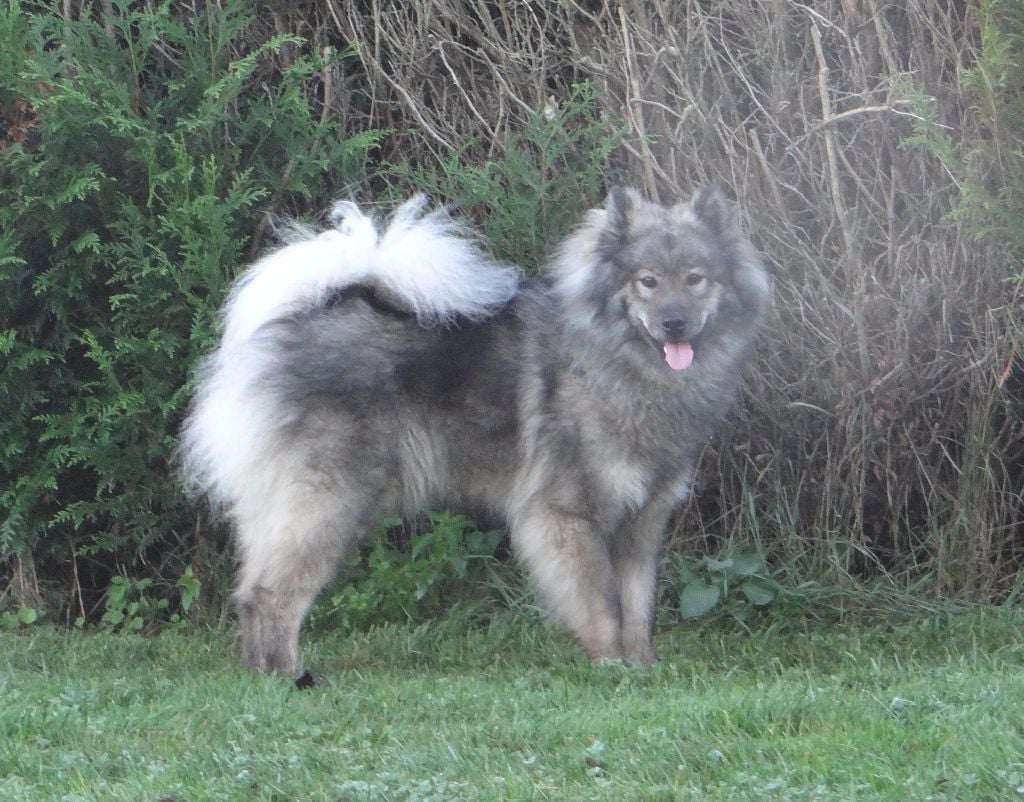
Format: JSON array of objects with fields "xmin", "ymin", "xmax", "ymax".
[
  {"xmin": 612, "ymin": 500, "xmax": 676, "ymax": 665},
  {"xmin": 511, "ymin": 507, "xmax": 625, "ymax": 662}
]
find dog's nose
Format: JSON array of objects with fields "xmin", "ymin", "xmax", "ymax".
[{"xmin": 662, "ymin": 317, "xmax": 688, "ymax": 338}]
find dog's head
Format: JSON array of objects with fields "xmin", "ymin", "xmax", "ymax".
[{"xmin": 593, "ymin": 185, "xmax": 770, "ymax": 371}]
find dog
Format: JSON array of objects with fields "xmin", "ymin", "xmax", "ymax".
[{"xmin": 181, "ymin": 186, "xmax": 771, "ymax": 676}]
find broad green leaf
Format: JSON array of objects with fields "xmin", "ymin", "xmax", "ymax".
[
  {"xmin": 675, "ymin": 558, "xmax": 699, "ymax": 585},
  {"xmin": 681, "ymin": 580, "xmax": 722, "ymax": 619},
  {"xmin": 731, "ymin": 548, "xmax": 766, "ymax": 577},
  {"xmin": 740, "ymin": 578, "xmax": 777, "ymax": 607},
  {"xmin": 703, "ymin": 556, "xmax": 734, "ymax": 575}
]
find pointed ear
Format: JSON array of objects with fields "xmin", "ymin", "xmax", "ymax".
[
  {"xmin": 607, "ymin": 185, "xmax": 632, "ymax": 229},
  {"xmin": 691, "ymin": 185, "xmax": 740, "ymax": 238},
  {"xmin": 602, "ymin": 186, "xmax": 641, "ymax": 246}
]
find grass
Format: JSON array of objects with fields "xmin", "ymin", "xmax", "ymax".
[{"xmin": 1, "ymin": 605, "xmax": 1023, "ymax": 801}]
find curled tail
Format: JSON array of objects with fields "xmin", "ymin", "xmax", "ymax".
[
  {"xmin": 181, "ymin": 195, "xmax": 519, "ymax": 505},
  {"xmin": 221, "ymin": 194, "xmax": 520, "ymax": 352}
]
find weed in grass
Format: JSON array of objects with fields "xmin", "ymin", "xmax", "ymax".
[{"xmin": 308, "ymin": 513, "xmax": 509, "ymax": 634}]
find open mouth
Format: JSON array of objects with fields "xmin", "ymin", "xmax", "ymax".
[
  {"xmin": 662, "ymin": 340, "xmax": 694, "ymax": 371},
  {"xmin": 636, "ymin": 320, "xmax": 701, "ymax": 372}
]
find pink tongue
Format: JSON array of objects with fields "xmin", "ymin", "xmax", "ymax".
[{"xmin": 663, "ymin": 342, "xmax": 694, "ymax": 371}]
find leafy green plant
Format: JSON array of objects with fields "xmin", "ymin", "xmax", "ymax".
[
  {"xmin": 97, "ymin": 565, "xmax": 201, "ymax": 632},
  {"xmin": 670, "ymin": 547, "xmax": 778, "ymax": 620},
  {"xmin": 0, "ymin": 605, "xmax": 41, "ymax": 631},
  {"xmin": 174, "ymin": 565, "xmax": 201, "ymax": 622},
  {"xmin": 0, "ymin": 0, "xmax": 381, "ymax": 620},
  {"xmin": 99, "ymin": 575, "xmax": 166, "ymax": 633},
  {"xmin": 901, "ymin": 0, "xmax": 1024, "ymax": 272},
  {"xmin": 312, "ymin": 513, "xmax": 506, "ymax": 631}
]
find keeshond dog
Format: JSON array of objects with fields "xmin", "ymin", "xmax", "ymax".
[{"xmin": 181, "ymin": 186, "xmax": 771, "ymax": 677}]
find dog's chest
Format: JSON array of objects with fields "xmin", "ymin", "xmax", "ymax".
[
  {"xmin": 595, "ymin": 451, "xmax": 651, "ymax": 510},
  {"xmin": 555, "ymin": 365, "xmax": 697, "ymax": 513}
]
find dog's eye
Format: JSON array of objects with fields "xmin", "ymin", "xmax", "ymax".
[
  {"xmin": 685, "ymin": 272, "xmax": 706, "ymax": 287},
  {"xmin": 639, "ymin": 276, "xmax": 658, "ymax": 288}
]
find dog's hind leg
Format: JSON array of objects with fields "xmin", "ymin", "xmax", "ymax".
[
  {"xmin": 512, "ymin": 508, "xmax": 624, "ymax": 662},
  {"xmin": 231, "ymin": 484, "xmax": 370, "ymax": 678}
]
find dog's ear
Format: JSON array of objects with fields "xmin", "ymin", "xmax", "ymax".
[
  {"xmin": 691, "ymin": 185, "xmax": 741, "ymax": 239},
  {"xmin": 602, "ymin": 186, "xmax": 642, "ymax": 245}
]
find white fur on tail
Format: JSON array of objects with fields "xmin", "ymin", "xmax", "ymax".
[
  {"xmin": 181, "ymin": 195, "xmax": 519, "ymax": 506},
  {"xmin": 221, "ymin": 194, "xmax": 519, "ymax": 352}
]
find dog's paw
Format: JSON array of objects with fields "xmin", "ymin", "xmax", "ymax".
[{"xmin": 294, "ymin": 669, "xmax": 322, "ymax": 690}]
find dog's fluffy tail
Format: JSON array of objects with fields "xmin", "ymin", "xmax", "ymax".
[{"xmin": 220, "ymin": 194, "xmax": 520, "ymax": 352}]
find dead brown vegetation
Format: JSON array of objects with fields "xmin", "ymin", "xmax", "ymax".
[{"xmin": 308, "ymin": 0, "xmax": 1024, "ymax": 597}]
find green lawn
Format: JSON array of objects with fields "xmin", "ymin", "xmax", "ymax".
[{"xmin": 1, "ymin": 606, "xmax": 1023, "ymax": 801}]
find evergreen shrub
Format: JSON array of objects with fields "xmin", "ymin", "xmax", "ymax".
[{"xmin": 0, "ymin": 0, "xmax": 380, "ymax": 621}]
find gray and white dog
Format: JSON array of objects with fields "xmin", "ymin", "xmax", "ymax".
[{"xmin": 181, "ymin": 187, "xmax": 771, "ymax": 676}]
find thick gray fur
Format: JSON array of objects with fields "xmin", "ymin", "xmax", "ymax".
[{"xmin": 182, "ymin": 187, "xmax": 772, "ymax": 674}]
